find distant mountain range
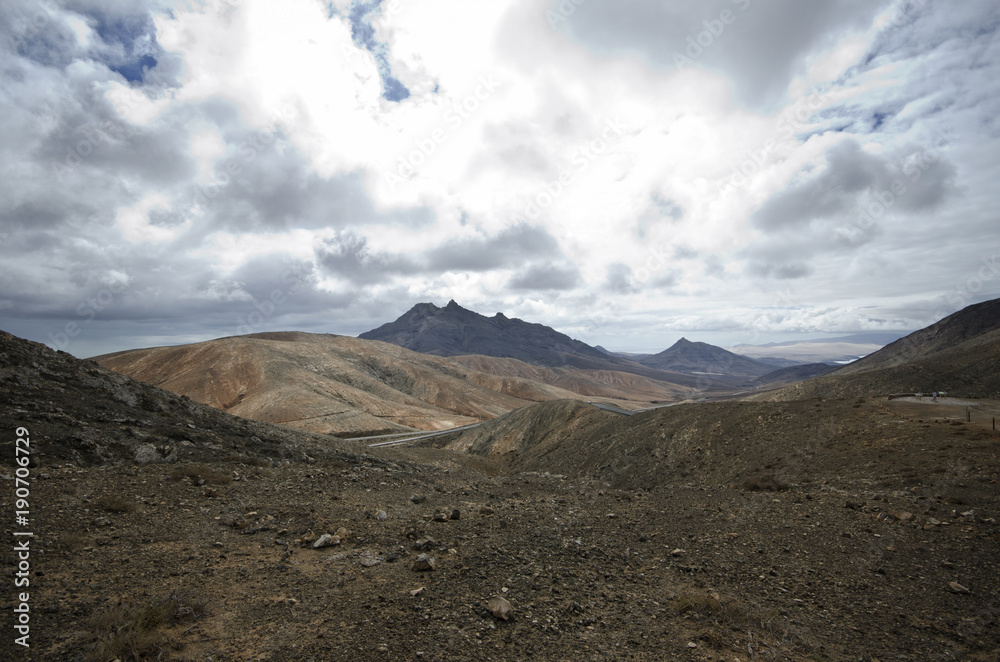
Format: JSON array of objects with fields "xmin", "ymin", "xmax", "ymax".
[
  {"xmin": 359, "ymin": 301, "xmax": 779, "ymax": 384},
  {"xmin": 359, "ymin": 300, "xmax": 608, "ymax": 366},
  {"xmin": 764, "ymin": 298, "xmax": 1000, "ymax": 399}
]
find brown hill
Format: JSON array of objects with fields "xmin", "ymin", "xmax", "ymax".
[{"xmin": 94, "ymin": 333, "xmax": 695, "ymax": 436}]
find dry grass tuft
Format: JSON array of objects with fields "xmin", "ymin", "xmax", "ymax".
[{"xmin": 86, "ymin": 590, "xmax": 207, "ymax": 662}]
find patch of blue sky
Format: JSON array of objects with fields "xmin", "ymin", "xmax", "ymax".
[
  {"xmin": 348, "ymin": 0, "xmax": 410, "ymax": 102},
  {"xmin": 91, "ymin": 12, "xmax": 161, "ymax": 84}
]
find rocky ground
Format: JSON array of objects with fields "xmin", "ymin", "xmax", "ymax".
[{"xmin": 2, "ymin": 331, "xmax": 1000, "ymax": 661}]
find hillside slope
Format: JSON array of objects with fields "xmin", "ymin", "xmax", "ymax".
[
  {"xmin": 755, "ymin": 299, "xmax": 1000, "ymax": 401},
  {"xmin": 95, "ymin": 332, "xmax": 696, "ymax": 436}
]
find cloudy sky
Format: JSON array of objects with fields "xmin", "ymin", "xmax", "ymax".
[{"xmin": 1, "ymin": 0, "xmax": 998, "ymax": 358}]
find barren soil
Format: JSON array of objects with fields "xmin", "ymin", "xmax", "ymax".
[{"xmin": 2, "ymin": 331, "xmax": 1000, "ymax": 661}]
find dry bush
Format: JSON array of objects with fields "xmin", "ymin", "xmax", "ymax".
[
  {"xmin": 739, "ymin": 474, "xmax": 789, "ymax": 492},
  {"xmin": 168, "ymin": 463, "xmax": 232, "ymax": 485},
  {"xmin": 96, "ymin": 494, "xmax": 137, "ymax": 513},
  {"xmin": 86, "ymin": 590, "xmax": 207, "ymax": 662},
  {"xmin": 87, "ymin": 591, "xmax": 206, "ymax": 662},
  {"xmin": 671, "ymin": 590, "xmax": 803, "ymax": 657}
]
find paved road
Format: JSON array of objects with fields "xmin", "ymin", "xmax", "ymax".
[{"xmin": 362, "ymin": 422, "xmax": 482, "ymax": 448}]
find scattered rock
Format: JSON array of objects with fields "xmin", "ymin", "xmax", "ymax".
[
  {"xmin": 876, "ymin": 512, "xmax": 897, "ymax": 524},
  {"xmin": 203, "ymin": 487, "xmax": 219, "ymax": 497},
  {"xmin": 479, "ymin": 506, "xmax": 494, "ymax": 515},
  {"xmin": 410, "ymin": 494, "xmax": 426, "ymax": 504},
  {"xmin": 890, "ymin": 511, "xmax": 915, "ymax": 522},
  {"xmin": 948, "ymin": 582, "xmax": 970, "ymax": 594},
  {"xmin": 450, "ymin": 509, "xmax": 461, "ymax": 520},
  {"xmin": 313, "ymin": 534, "xmax": 336, "ymax": 549},
  {"xmin": 414, "ymin": 537, "xmax": 435, "ymax": 551},
  {"xmin": 410, "ymin": 587, "xmax": 426, "ymax": 597},
  {"xmin": 374, "ymin": 509, "xmax": 387, "ymax": 521},
  {"xmin": 359, "ymin": 551, "xmax": 384, "ymax": 567},
  {"xmin": 488, "ymin": 596, "xmax": 513, "ymax": 621},
  {"xmin": 432, "ymin": 512, "xmax": 448, "ymax": 522},
  {"xmin": 133, "ymin": 444, "xmax": 161, "ymax": 465},
  {"xmin": 412, "ymin": 554, "xmax": 436, "ymax": 571},
  {"xmin": 670, "ymin": 548, "xmax": 685, "ymax": 557}
]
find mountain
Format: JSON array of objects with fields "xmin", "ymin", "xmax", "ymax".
[
  {"xmin": 759, "ymin": 298, "xmax": 1000, "ymax": 399},
  {"xmin": 836, "ymin": 298, "xmax": 1000, "ymax": 375},
  {"xmin": 639, "ymin": 337, "xmax": 773, "ymax": 378},
  {"xmin": 94, "ymin": 332, "xmax": 695, "ymax": 436},
  {"xmin": 729, "ymin": 340, "xmax": 886, "ymax": 365},
  {"xmin": 359, "ymin": 300, "xmax": 608, "ymax": 367}
]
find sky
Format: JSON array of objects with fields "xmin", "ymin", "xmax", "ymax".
[{"xmin": 1, "ymin": 0, "xmax": 998, "ymax": 358}]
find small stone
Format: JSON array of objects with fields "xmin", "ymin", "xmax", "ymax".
[
  {"xmin": 375, "ymin": 509, "xmax": 387, "ymax": 521},
  {"xmin": 479, "ymin": 506, "xmax": 494, "ymax": 515},
  {"xmin": 414, "ymin": 537, "xmax": 435, "ymax": 551},
  {"xmin": 450, "ymin": 509, "xmax": 461, "ymax": 520},
  {"xmin": 488, "ymin": 596, "xmax": 513, "ymax": 621},
  {"xmin": 335, "ymin": 527, "xmax": 349, "ymax": 539},
  {"xmin": 203, "ymin": 487, "xmax": 219, "ymax": 497},
  {"xmin": 412, "ymin": 554, "xmax": 436, "ymax": 571},
  {"xmin": 410, "ymin": 495, "xmax": 426, "ymax": 504},
  {"xmin": 670, "ymin": 548, "xmax": 685, "ymax": 557},
  {"xmin": 432, "ymin": 512, "xmax": 448, "ymax": 522},
  {"xmin": 410, "ymin": 587, "xmax": 426, "ymax": 597},
  {"xmin": 948, "ymin": 581, "xmax": 970, "ymax": 594},
  {"xmin": 890, "ymin": 511, "xmax": 915, "ymax": 522},
  {"xmin": 687, "ymin": 641, "xmax": 698, "ymax": 648},
  {"xmin": 313, "ymin": 534, "xmax": 335, "ymax": 549}
]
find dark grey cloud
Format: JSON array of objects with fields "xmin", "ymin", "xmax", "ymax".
[
  {"xmin": 316, "ymin": 231, "xmax": 419, "ymax": 285},
  {"xmin": 604, "ymin": 263, "xmax": 637, "ymax": 294},
  {"xmin": 553, "ymin": 0, "xmax": 891, "ymax": 107},
  {"xmin": 507, "ymin": 262, "xmax": 581, "ymax": 291},
  {"xmin": 425, "ymin": 223, "xmax": 563, "ymax": 272},
  {"xmin": 752, "ymin": 138, "xmax": 956, "ymax": 233}
]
